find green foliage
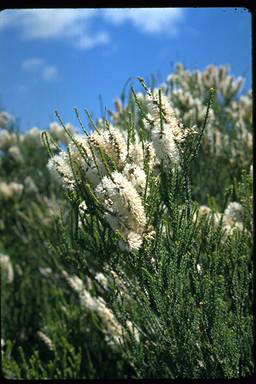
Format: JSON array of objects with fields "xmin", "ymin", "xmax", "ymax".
[
  {"xmin": 0, "ymin": 64, "xmax": 253, "ymax": 379},
  {"xmin": 0, "ymin": 117, "xmax": 134, "ymax": 379}
]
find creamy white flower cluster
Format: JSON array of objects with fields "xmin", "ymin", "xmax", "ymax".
[
  {"xmin": 0, "ymin": 175, "xmax": 42, "ymax": 198},
  {"xmin": 0, "ymin": 179, "xmax": 63, "ymax": 230},
  {"xmin": 107, "ymin": 99, "xmax": 124, "ymax": 125},
  {"xmin": 49, "ymin": 122, "xmax": 75, "ymax": 146},
  {"xmin": 0, "ymin": 130, "xmax": 18, "ymax": 152},
  {"xmin": 0, "ymin": 111, "xmax": 15, "ymax": 130},
  {"xmin": 94, "ymin": 65, "xmax": 252, "ymax": 166},
  {"xmin": 164, "ymin": 64, "xmax": 252, "ymax": 160},
  {"xmin": 95, "ymin": 171, "xmax": 147, "ymax": 251},
  {"xmin": 225, "ymin": 90, "xmax": 252, "ymax": 164},
  {"xmin": 170, "ymin": 88, "xmax": 222, "ymax": 155},
  {"xmin": 226, "ymin": 91, "xmax": 252, "ymax": 125},
  {"xmin": 0, "ymin": 181, "xmax": 23, "ymax": 199},
  {"xmin": 62, "ymin": 270, "xmax": 139, "ymax": 348},
  {"xmin": 167, "ymin": 63, "xmax": 244, "ymax": 100},
  {"xmin": 143, "ymin": 90, "xmax": 194, "ymax": 166},
  {"xmin": 0, "ymin": 117, "xmax": 75, "ymax": 155},
  {"xmin": 193, "ymin": 201, "xmax": 249, "ymax": 240},
  {"xmin": 0, "ymin": 253, "xmax": 14, "ymax": 283},
  {"xmin": 37, "ymin": 331, "xmax": 54, "ymax": 351},
  {"xmin": 68, "ymin": 125, "xmax": 152, "ymax": 251},
  {"xmin": 48, "ymin": 91, "xmax": 192, "ymax": 251}
]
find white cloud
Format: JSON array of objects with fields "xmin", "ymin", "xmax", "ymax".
[
  {"xmin": 0, "ymin": 8, "xmax": 184, "ymax": 52},
  {"xmin": 42, "ymin": 65, "xmax": 59, "ymax": 81},
  {"xmin": 0, "ymin": 9, "xmax": 109, "ymax": 49},
  {"xmin": 0, "ymin": 11, "xmax": 17, "ymax": 29},
  {"xmin": 15, "ymin": 9, "xmax": 96, "ymax": 39},
  {"xmin": 21, "ymin": 58, "xmax": 45, "ymax": 71},
  {"xmin": 21, "ymin": 57, "xmax": 59, "ymax": 82},
  {"xmin": 77, "ymin": 31, "xmax": 110, "ymax": 49},
  {"xmin": 102, "ymin": 8, "xmax": 184, "ymax": 35}
]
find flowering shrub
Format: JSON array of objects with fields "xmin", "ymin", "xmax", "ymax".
[
  {"xmin": 45, "ymin": 84, "xmax": 199, "ymax": 252},
  {"xmin": 111, "ymin": 64, "xmax": 252, "ymax": 208},
  {"xmin": 1, "ymin": 112, "xmax": 133, "ymax": 378},
  {"xmin": 1, "ymin": 64, "xmax": 253, "ymax": 379}
]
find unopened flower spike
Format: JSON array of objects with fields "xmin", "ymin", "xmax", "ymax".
[
  {"xmin": 41, "ymin": 131, "xmax": 54, "ymax": 158},
  {"xmin": 190, "ymin": 87, "xmax": 216, "ymax": 163},
  {"xmin": 55, "ymin": 110, "xmax": 74, "ymax": 141},
  {"xmin": 67, "ymin": 111, "xmax": 96, "ymax": 172},
  {"xmin": 54, "ymin": 112, "xmax": 91, "ymax": 170},
  {"xmin": 67, "ymin": 146, "xmax": 81, "ymax": 187},
  {"xmin": 74, "ymin": 107, "xmax": 89, "ymax": 137},
  {"xmin": 131, "ymin": 87, "xmax": 152, "ymax": 126},
  {"xmin": 85, "ymin": 182, "xmax": 101, "ymax": 208},
  {"xmin": 103, "ymin": 118, "xmax": 111, "ymax": 133},
  {"xmin": 85, "ymin": 109, "xmax": 101, "ymax": 136},
  {"xmin": 137, "ymin": 77, "xmax": 151, "ymax": 96},
  {"xmin": 130, "ymin": 112, "xmax": 136, "ymax": 144}
]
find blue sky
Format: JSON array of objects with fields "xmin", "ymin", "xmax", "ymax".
[{"xmin": 0, "ymin": 8, "xmax": 252, "ymax": 133}]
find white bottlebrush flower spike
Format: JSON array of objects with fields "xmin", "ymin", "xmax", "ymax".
[
  {"xmin": 39, "ymin": 267, "xmax": 52, "ymax": 278},
  {"xmin": 62, "ymin": 270, "xmax": 139, "ymax": 348},
  {"xmin": 95, "ymin": 272, "xmax": 108, "ymax": 289},
  {"xmin": 0, "ymin": 130, "xmax": 17, "ymax": 150},
  {"xmin": 224, "ymin": 202, "xmax": 243, "ymax": 224},
  {"xmin": 194, "ymin": 201, "xmax": 247, "ymax": 241},
  {"xmin": 123, "ymin": 163, "xmax": 147, "ymax": 195},
  {"xmin": 0, "ymin": 254, "xmax": 14, "ymax": 283},
  {"xmin": 95, "ymin": 171, "xmax": 146, "ymax": 250},
  {"xmin": 0, "ymin": 181, "xmax": 23, "ymax": 199},
  {"xmin": 143, "ymin": 91, "xmax": 181, "ymax": 165},
  {"xmin": 49, "ymin": 121, "xmax": 74, "ymax": 144},
  {"xmin": 8, "ymin": 145, "xmax": 23, "ymax": 162},
  {"xmin": 37, "ymin": 331, "xmax": 54, "ymax": 351},
  {"xmin": 151, "ymin": 128, "xmax": 179, "ymax": 166},
  {"xmin": 0, "ymin": 111, "xmax": 15, "ymax": 129},
  {"xmin": 87, "ymin": 125, "xmax": 127, "ymax": 169},
  {"xmin": 46, "ymin": 81, "xmax": 202, "ymax": 251},
  {"xmin": 47, "ymin": 152, "xmax": 75, "ymax": 191}
]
